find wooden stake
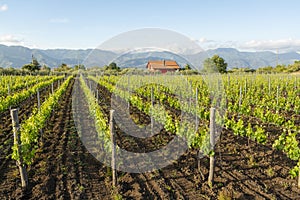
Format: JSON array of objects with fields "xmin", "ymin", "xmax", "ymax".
[
  {"xmin": 96, "ymin": 89, "xmax": 99, "ymax": 102},
  {"xmin": 7, "ymin": 84, "xmax": 10, "ymax": 96},
  {"xmin": 244, "ymin": 79, "xmax": 247, "ymax": 96},
  {"xmin": 110, "ymin": 110, "xmax": 117, "ymax": 187},
  {"xmin": 208, "ymin": 107, "xmax": 216, "ymax": 186},
  {"xmin": 238, "ymin": 85, "xmax": 242, "ymax": 109},
  {"xmin": 8, "ymin": 84, "xmax": 11, "ymax": 111},
  {"xmin": 195, "ymin": 87, "xmax": 198, "ymax": 128},
  {"xmin": 51, "ymin": 82, "xmax": 54, "ymax": 94},
  {"xmin": 151, "ymin": 87, "xmax": 154, "ymax": 135},
  {"xmin": 228, "ymin": 75, "xmax": 230, "ymax": 87},
  {"xmin": 298, "ymin": 164, "xmax": 300, "ymax": 188},
  {"xmin": 37, "ymin": 89, "xmax": 41, "ymax": 111},
  {"xmin": 276, "ymin": 85, "xmax": 279, "ymax": 106},
  {"xmin": 11, "ymin": 109, "xmax": 28, "ymax": 189},
  {"xmin": 128, "ymin": 76, "xmax": 130, "ymax": 110},
  {"xmin": 268, "ymin": 76, "xmax": 271, "ymax": 95},
  {"xmin": 189, "ymin": 96, "xmax": 192, "ymax": 112}
]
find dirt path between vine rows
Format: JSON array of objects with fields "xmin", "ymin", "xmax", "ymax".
[
  {"xmin": 0, "ymin": 80, "xmax": 59, "ymax": 197},
  {"xmin": 1, "ymin": 78, "xmax": 112, "ymax": 199},
  {"xmin": 1, "ymin": 76, "xmax": 300, "ymax": 199},
  {"xmin": 96, "ymin": 80, "xmax": 300, "ymax": 199}
]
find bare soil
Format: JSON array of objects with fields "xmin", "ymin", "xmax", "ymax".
[{"xmin": 0, "ymin": 77, "xmax": 300, "ymax": 199}]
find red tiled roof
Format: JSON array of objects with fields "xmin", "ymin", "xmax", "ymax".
[{"xmin": 147, "ymin": 60, "xmax": 180, "ymax": 69}]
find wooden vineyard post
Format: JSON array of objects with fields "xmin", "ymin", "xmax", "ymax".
[
  {"xmin": 11, "ymin": 109, "xmax": 28, "ymax": 189},
  {"xmin": 268, "ymin": 76, "xmax": 271, "ymax": 95},
  {"xmin": 195, "ymin": 87, "xmax": 199, "ymax": 128},
  {"xmin": 244, "ymin": 79, "xmax": 247, "ymax": 97},
  {"xmin": 37, "ymin": 88, "xmax": 44, "ymax": 139},
  {"xmin": 110, "ymin": 110, "xmax": 117, "ymax": 187},
  {"xmin": 189, "ymin": 95, "xmax": 192, "ymax": 112},
  {"xmin": 8, "ymin": 84, "xmax": 10, "ymax": 96},
  {"xmin": 37, "ymin": 88, "xmax": 41, "ymax": 111},
  {"xmin": 276, "ymin": 85, "xmax": 279, "ymax": 106},
  {"xmin": 151, "ymin": 87, "xmax": 154, "ymax": 135},
  {"xmin": 238, "ymin": 85, "xmax": 242, "ymax": 110},
  {"xmin": 228, "ymin": 74, "xmax": 230, "ymax": 86},
  {"xmin": 51, "ymin": 82, "xmax": 54, "ymax": 94},
  {"xmin": 208, "ymin": 107, "xmax": 216, "ymax": 187},
  {"xmin": 8, "ymin": 84, "xmax": 11, "ymax": 111},
  {"xmin": 298, "ymin": 164, "xmax": 300, "ymax": 189},
  {"xmin": 127, "ymin": 76, "xmax": 130, "ymax": 110},
  {"xmin": 96, "ymin": 89, "xmax": 99, "ymax": 102}
]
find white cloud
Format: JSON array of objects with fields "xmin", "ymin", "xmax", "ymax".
[
  {"xmin": 195, "ymin": 38, "xmax": 239, "ymax": 50},
  {"xmin": 0, "ymin": 4, "xmax": 8, "ymax": 12},
  {"xmin": 197, "ymin": 37, "xmax": 215, "ymax": 43},
  {"xmin": 49, "ymin": 18, "xmax": 69, "ymax": 23},
  {"xmin": 195, "ymin": 37, "xmax": 300, "ymax": 52},
  {"xmin": 240, "ymin": 39, "xmax": 300, "ymax": 52},
  {"xmin": 0, "ymin": 34, "xmax": 23, "ymax": 45},
  {"xmin": 0, "ymin": 34, "xmax": 40, "ymax": 48}
]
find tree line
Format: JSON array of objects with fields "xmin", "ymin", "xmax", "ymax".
[{"xmin": 1, "ymin": 54, "xmax": 299, "ymax": 75}]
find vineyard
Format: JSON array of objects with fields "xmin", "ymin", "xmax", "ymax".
[{"xmin": 0, "ymin": 72, "xmax": 300, "ymax": 199}]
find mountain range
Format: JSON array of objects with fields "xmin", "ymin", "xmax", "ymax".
[{"xmin": 0, "ymin": 44, "xmax": 300, "ymax": 70}]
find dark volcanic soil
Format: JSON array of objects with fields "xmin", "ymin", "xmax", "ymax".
[{"xmin": 0, "ymin": 77, "xmax": 300, "ymax": 199}]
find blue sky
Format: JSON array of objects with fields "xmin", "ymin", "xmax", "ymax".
[{"xmin": 0, "ymin": 0, "xmax": 300, "ymax": 52}]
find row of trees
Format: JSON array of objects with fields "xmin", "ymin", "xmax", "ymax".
[
  {"xmin": 22, "ymin": 56, "xmax": 42, "ymax": 72},
  {"xmin": 17, "ymin": 54, "xmax": 300, "ymax": 74},
  {"xmin": 21, "ymin": 55, "xmax": 86, "ymax": 73},
  {"xmin": 182, "ymin": 55, "xmax": 228, "ymax": 74},
  {"xmin": 255, "ymin": 61, "xmax": 300, "ymax": 73},
  {"xmin": 186, "ymin": 55, "xmax": 300, "ymax": 74},
  {"xmin": 227, "ymin": 61, "xmax": 300, "ymax": 74},
  {"xmin": 20, "ymin": 54, "xmax": 228, "ymax": 74},
  {"xmin": 202, "ymin": 55, "xmax": 228, "ymax": 73}
]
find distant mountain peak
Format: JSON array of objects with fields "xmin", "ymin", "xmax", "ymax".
[{"xmin": 0, "ymin": 44, "xmax": 300, "ymax": 69}]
